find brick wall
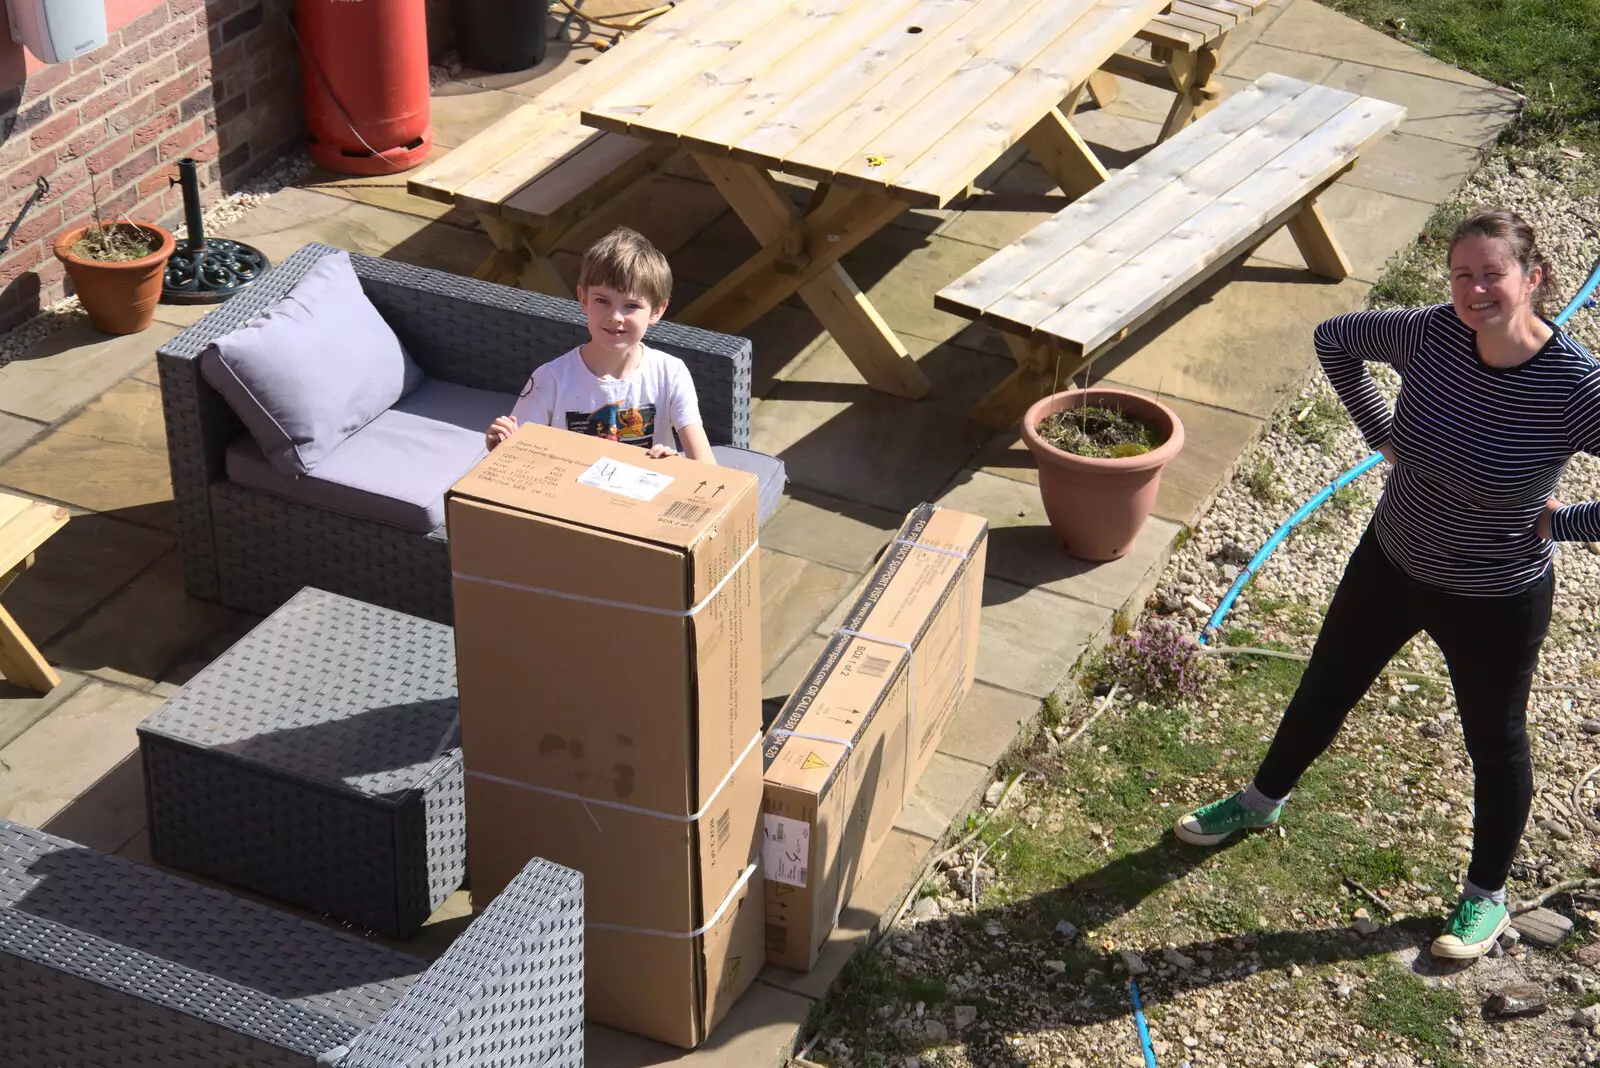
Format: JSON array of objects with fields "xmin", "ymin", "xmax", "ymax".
[{"xmin": 0, "ymin": 0, "xmax": 302, "ymax": 333}]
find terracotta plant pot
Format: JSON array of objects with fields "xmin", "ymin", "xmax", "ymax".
[
  {"xmin": 1021, "ymin": 388, "xmax": 1186, "ymax": 562},
  {"xmin": 54, "ymin": 222, "xmax": 176, "ymax": 335}
]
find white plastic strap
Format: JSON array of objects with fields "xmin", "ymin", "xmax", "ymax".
[
  {"xmin": 769, "ymin": 728, "xmax": 856, "ymax": 752},
  {"xmin": 453, "ymin": 540, "xmax": 757, "ymax": 619},
  {"xmin": 467, "ymin": 731, "xmax": 762, "ymax": 827},
  {"xmin": 893, "ymin": 537, "xmax": 970, "ymax": 561},
  {"xmin": 587, "ymin": 861, "xmax": 758, "ymax": 939}
]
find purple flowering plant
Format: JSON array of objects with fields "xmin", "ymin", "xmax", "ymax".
[{"xmin": 1097, "ymin": 620, "xmax": 1212, "ymax": 701}]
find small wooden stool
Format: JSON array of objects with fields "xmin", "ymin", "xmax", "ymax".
[{"xmin": 0, "ymin": 491, "xmax": 69, "ymax": 693}]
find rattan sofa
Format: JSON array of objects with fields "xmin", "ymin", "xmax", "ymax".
[
  {"xmin": 157, "ymin": 243, "xmax": 762, "ymax": 623},
  {"xmin": 0, "ymin": 819, "xmax": 583, "ymax": 1067}
]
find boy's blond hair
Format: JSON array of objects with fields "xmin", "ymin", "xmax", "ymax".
[{"xmin": 578, "ymin": 227, "xmax": 672, "ymax": 309}]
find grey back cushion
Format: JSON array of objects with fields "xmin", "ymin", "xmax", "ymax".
[{"xmin": 199, "ymin": 250, "xmax": 423, "ymax": 475}]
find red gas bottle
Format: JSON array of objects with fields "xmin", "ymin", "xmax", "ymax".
[{"xmin": 295, "ymin": 0, "xmax": 435, "ymax": 175}]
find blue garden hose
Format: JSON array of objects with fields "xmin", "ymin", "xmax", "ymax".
[
  {"xmin": 1198, "ymin": 254, "xmax": 1600, "ymax": 645},
  {"xmin": 1130, "ymin": 981, "xmax": 1159, "ymax": 1068}
]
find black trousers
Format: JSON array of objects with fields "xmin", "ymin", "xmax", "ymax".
[{"xmin": 1253, "ymin": 526, "xmax": 1552, "ymax": 893}]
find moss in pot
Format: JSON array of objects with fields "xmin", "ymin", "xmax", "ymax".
[{"xmin": 1021, "ymin": 388, "xmax": 1185, "ymax": 562}]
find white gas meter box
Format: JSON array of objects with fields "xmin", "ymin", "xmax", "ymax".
[{"xmin": 6, "ymin": 0, "xmax": 108, "ymax": 65}]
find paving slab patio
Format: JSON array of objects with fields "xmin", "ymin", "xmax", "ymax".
[{"xmin": 0, "ymin": 3, "xmax": 1521, "ymax": 1063}]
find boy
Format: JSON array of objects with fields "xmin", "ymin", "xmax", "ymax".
[{"xmin": 485, "ymin": 227, "xmax": 716, "ymax": 465}]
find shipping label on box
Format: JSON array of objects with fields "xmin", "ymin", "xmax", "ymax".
[
  {"xmin": 446, "ymin": 422, "xmax": 765, "ymax": 1047},
  {"xmin": 761, "ymin": 504, "xmax": 988, "ymax": 971}
]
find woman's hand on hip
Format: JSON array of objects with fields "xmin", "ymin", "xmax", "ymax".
[{"xmin": 1535, "ymin": 497, "xmax": 1560, "ymax": 540}]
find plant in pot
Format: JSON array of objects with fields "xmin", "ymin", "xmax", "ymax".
[
  {"xmin": 1021, "ymin": 385, "xmax": 1185, "ymax": 562},
  {"xmin": 54, "ymin": 201, "xmax": 175, "ymax": 335}
]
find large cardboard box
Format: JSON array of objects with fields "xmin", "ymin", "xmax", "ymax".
[
  {"xmin": 447, "ymin": 423, "xmax": 765, "ymax": 1048},
  {"xmin": 761, "ymin": 504, "xmax": 987, "ymax": 971}
]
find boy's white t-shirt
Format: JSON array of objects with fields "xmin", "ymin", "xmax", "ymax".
[{"xmin": 508, "ymin": 345, "xmax": 702, "ymax": 449}]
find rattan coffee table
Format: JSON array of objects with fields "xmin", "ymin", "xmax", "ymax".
[{"xmin": 138, "ymin": 587, "xmax": 465, "ymax": 938}]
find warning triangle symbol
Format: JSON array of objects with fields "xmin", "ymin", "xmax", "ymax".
[{"xmin": 801, "ymin": 752, "xmax": 829, "ymax": 771}]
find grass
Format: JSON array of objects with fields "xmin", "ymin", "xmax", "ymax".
[
  {"xmin": 1287, "ymin": 393, "xmax": 1350, "ymax": 449},
  {"xmin": 1245, "ymin": 458, "xmax": 1285, "ymax": 503},
  {"xmin": 1358, "ymin": 961, "xmax": 1470, "ymax": 1066},
  {"xmin": 1368, "ymin": 202, "xmax": 1469, "ymax": 309},
  {"xmin": 1323, "ymin": 0, "xmax": 1600, "ymax": 151}
]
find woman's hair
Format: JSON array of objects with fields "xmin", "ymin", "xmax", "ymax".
[{"xmin": 1448, "ymin": 209, "xmax": 1559, "ymax": 318}]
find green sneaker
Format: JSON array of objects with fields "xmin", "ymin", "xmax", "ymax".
[
  {"xmin": 1173, "ymin": 792, "xmax": 1282, "ymax": 846},
  {"xmin": 1430, "ymin": 896, "xmax": 1510, "ymax": 960}
]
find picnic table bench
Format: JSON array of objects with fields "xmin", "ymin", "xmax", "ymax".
[
  {"xmin": 411, "ymin": 0, "xmax": 1173, "ymax": 400},
  {"xmin": 936, "ymin": 73, "xmax": 1406, "ymax": 428},
  {"xmin": 1085, "ymin": 0, "xmax": 1273, "ymax": 141}
]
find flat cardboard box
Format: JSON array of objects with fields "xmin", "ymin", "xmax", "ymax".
[
  {"xmin": 447, "ymin": 423, "xmax": 765, "ymax": 1048},
  {"xmin": 761, "ymin": 504, "xmax": 987, "ymax": 971}
]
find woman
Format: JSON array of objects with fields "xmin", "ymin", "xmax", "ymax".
[{"xmin": 1174, "ymin": 209, "xmax": 1599, "ymax": 960}]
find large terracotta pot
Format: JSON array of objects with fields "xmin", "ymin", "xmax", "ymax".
[
  {"xmin": 54, "ymin": 222, "xmax": 176, "ymax": 335},
  {"xmin": 1021, "ymin": 388, "xmax": 1186, "ymax": 562}
]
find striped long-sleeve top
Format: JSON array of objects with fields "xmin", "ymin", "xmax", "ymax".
[{"xmin": 1314, "ymin": 303, "xmax": 1600, "ymax": 595}]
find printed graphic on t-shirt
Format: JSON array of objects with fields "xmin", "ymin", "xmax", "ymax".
[{"xmin": 566, "ymin": 402, "xmax": 655, "ymax": 447}]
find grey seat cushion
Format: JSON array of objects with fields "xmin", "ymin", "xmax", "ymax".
[
  {"xmin": 227, "ymin": 378, "xmax": 515, "ymax": 533},
  {"xmin": 200, "ymin": 250, "xmax": 424, "ymax": 476},
  {"xmin": 710, "ymin": 445, "xmax": 787, "ymax": 526}
]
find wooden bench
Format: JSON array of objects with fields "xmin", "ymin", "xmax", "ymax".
[
  {"xmin": 406, "ymin": 0, "xmax": 760, "ymax": 295},
  {"xmin": 1081, "ymin": 0, "xmax": 1273, "ymax": 142},
  {"xmin": 935, "ymin": 73, "xmax": 1405, "ymax": 429}
]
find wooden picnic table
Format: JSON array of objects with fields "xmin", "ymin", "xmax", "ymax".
[{"xmin": 412, "ymin": 0, "xmax": 1170, "ymax": 399}]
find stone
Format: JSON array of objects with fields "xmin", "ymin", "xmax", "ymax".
[
  {"xmin": 758, "ymin": 548, "xmax": 858, "ymax": 671},
  {"xmin": 1512, "ymin": 907, "xmax": 1575, "ymax": 948},
  {"xmin": 983, "ymin": 920, "xmax": 1003, "ymax": 938},
  {"xmin": 0, "ymin": 319, "xmax": 181, "ymax": 423},
  {"xmin": 1499, "ymin": 927, "xmax": 1522, "ymax": 949},
  {"xmin": 1164, "ymin": 948, "xmax": 1197, "ymax": 970},
  {"xmin": 758, "ymin": 492, "xmax": 900, "ymax": 574},
  {"xmin": 43, "ymin": 551, "xmax": 244, "ymax": 691},
  {"xmin": 0, "ymin": 673, "xmax": 89, "ymax": 751},
  {"xmin": 217, "ymin": 188, "xmax": 493, "ymax": 281},
  {"xmin": 1420, "ymin": 720, "xmax": 1446, "ymax": 738},
  {"xmin": 426, "ymin": 87, "xmax": 527, "ymax": 149},
  {"xmin": 1538, "ymin": 818, "xmax": 1575, "ymax": 842},
  {"xmin": 1119, "ymin": 950, "xmax": 1149, "ymax": 976},
  {"xmin": 938, "ymin": 683, "xmax": 1041, "ymax": 768},
  {"xmin": 1045, "ymin": 960, "xmax": 1067, "ymax": 973},
  {"xmin": 0, "ymin": 680, "xmax": 163, "ymax": 847},
  {"xmin": 1573, "ymin": 942, "xmax": 1600, "ymax": 969},
  {"xmin": 0, "ymin": 412, "xmax": 43, "ymax": 464},
  {"xmin": 894, "ymin": 753, "xmax": 990, "ymax": 841},
  {"xmin": 1352, "ymin": 916, "xmax": 1380, "ymax": 936},
  {"xmin": 751, "ymin": 330, "xmax": 1010, "ymax": 512},
  {"xmin": 3, "ymin": 513, "xmax": 174, "ymax": 651},
  {"xmin": 1483, "ymin": 984, "xmax": 1549, "ymax": 1018},
  {"xmin": 973, "ymin": 577, "xmax": 1111, "ymax": 698},
  {"xmin": 1288, "ymin": 964, "xmax": 1304, "ymax": 978},
  {"xmin": 1583, "ymin": 718, "xmax": 1600, "ymax": 735},
  {"xmin": 912, "ymin": 897, "xmax": 941, "ymax": 922},
  {"xmin": 984, "ymin": 780, "xmax": 1007, "ymax": 807},
  {"xmin": 937, "ymin": 469, "xmax": 1181, "ymax": 609},
  {"xmin": 0, "ymin": 378, "xmax": 176, "ymax": 531},
  {"xmin": 1055, "ymin": 919, "xmax": 1079, "ymax": 940},
  {"xmin": 953, "ymin": 1005, "xmax": 978, "ymax": 1032},
  {"xmin": 1099, "ymin": 260, "xmax": 1367, "ymax": 419},
  {"xmin": 923, "ymin": 1019, "xmax": 949, "ymax": 1043},
  {"xmin": 1571, "ymin": 1004, "xmax": 1600, "ymax": 1030}
]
